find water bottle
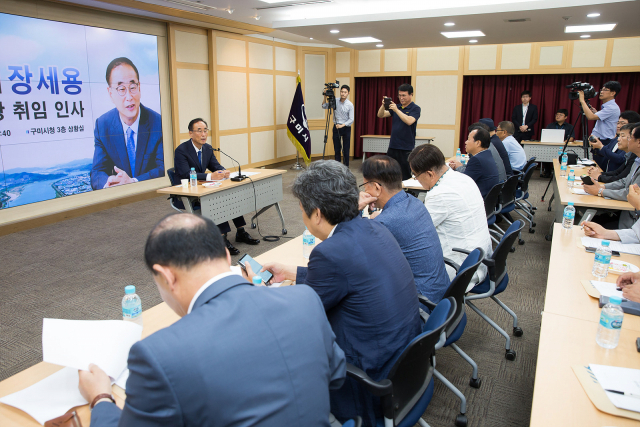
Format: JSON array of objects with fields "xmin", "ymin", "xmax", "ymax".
[
  {"xmin": 592, "ymin": 240, "xmax": 612, "ymax": 279},
  {"xmin": 456, "ymin": 148, "xmax": 461, "ymax": 163},
  {"xmin": 252, "ymin": 275, "xmax": 263, "ymax": 286},
  {"xmin": 560, "ymin": 150, "xmax": 568, "ymax": 177},
  {"xmin": 302, "ymin": 227, "xmax": 316, "ymax": 259},
  {"xmin": 567, "ymin": 169, "xmax": 575, "ymax": 188},
  {"xmin": 122, "ymin": 285, "xmax": 143, "ymax": 327},
  {"xmin": 461, "ymin": 155, "xmax": 467, "ymax": 166},
  {"xmin": 596, "ymin": 296, "xmax": 624, "ymax": 349},
  {"xmin": 562, "ymin": 202, "xmax": 575, "ymax": 230},
  {"xmin": 189, "ymin": 167, "xmax": 197, "ymax": 187}
]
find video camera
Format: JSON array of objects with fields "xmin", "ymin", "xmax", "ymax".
[
  {"xmin": 566, "ymin": 81, "xmax": 598, "ymax": 100},
  {"xmin": 322, "ymin": 81, "xmax": 340, "ymax": 110}
]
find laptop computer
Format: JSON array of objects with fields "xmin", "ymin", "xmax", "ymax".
[{"xmin": 541, "ymin": 129, "xmax": 566, "ymax": 143}]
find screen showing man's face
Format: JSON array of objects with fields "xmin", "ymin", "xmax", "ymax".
[{"xmin": 108, "ymin": 64, "xmax": 141, "ymax": 126}]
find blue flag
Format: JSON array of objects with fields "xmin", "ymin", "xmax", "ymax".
[{"xmin": 286, "ymin": 75, "xmax": 311, "ymax": 164}]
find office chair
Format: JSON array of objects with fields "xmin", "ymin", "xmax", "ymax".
[
  {"xmin": 346, "ymin": 297, "xmax": 456, "ymax": 427},
  {"xmin": 166, "ymin": 168, "xmax": 200, "ymax": 214},
  {"xmin": 483, "ymin": 182, "xmax": 504, "ymax": 245},
  {"xmin": 340, "ymin": 417, "xmax": 362, "ymax": 427},
  {"xmin": 420, "ymin": 248, "xmax": 485, "ymax": 427},
  {"xmin": 520, "ymin": 156, "xmax": 537, "ymax": 175},
  {"xmin": 463, "ymin": 220, "xmax": 526, "ymax": 360},
  {"xmin": 496, "ymin": 173, "xmax": 524, "ymax": 247},
  {"xmin": 514, "ymin": 162, "xmax": 538, "ymax": 233}
]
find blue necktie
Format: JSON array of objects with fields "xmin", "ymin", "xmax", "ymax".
[
  {"xmin": 126, "ymin": 127, "xmax": 136, "ymax": 178},
  {"xmin": 197, "ymin": 150, "xmax": 202, "ymax": 168}
]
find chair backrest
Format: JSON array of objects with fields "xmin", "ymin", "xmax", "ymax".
[
  {"xmin": 522, "ymin": 156, "xmax": 537, "ymax": 173},
  {"xmin": 436, "ymin": 248, "xmax": 484, "ymax": 337},
  {"xmin": 484, "ymin": 183, "xmax": 504, "ymax": 218},
  {"xmin": 488, "ymin": 220, "xmax": 525, "ymax": 283},
  {"xmin": 385, "ymin": 297, "xmax": 456, "ymax": 425},
  {"xmin": 167, "ymin": 168, "xmax": 180, "ymax": 186},
  {"xmin": 499, "ymin": 173, "xmax": 521, "ymax": 207},
  {"xmin": 518, "ymin": 162, "xmax": 538, "ymax": 193}
]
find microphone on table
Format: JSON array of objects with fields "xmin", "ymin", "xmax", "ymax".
[{"xmin": 213, "ymin": 148, "xmax": 247, "ymax": 182}]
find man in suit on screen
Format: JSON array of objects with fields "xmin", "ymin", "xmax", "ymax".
[{"xmin": 91, "ymin": 57, "xmax": 164, "ymax": 190}]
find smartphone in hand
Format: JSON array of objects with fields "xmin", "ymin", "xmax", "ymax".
[
  {"xmin": 581, "ymin": 175, "xmax": 595, "ymax": 186},
  {"xmin": 383, "ymin": 97, "xmax": 391, "ymax": 110},
  {"xmin": 238, "ymin": 254, "xmax": 274, "ymax": 285}
]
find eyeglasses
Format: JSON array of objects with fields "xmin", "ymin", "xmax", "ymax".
[
  {"xmin": 496, "ymin": 129, "xmax": 505, "ymax": 133},
  {"xmin": 359, "ymin": 181, "xmax": 380, "ymax": 189},
  {"xmin": 192, "ymin": 129, "xmax": 209, "ymax": 134},
  {"xmin": 601, "ymin": 88, "xmax": 611, "ymax": 92},
  {"xmin": 111, "ymin": 82, "xmax": 139, "ymax": 96}
]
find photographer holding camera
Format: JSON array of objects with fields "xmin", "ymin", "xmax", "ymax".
[
  {"xmin": 322, "ymin": 84, "xmax": 354, "ymax": 166},
  {"xmin": 579, "ymin": 80, "xmax": 621, "ymax": 151}
]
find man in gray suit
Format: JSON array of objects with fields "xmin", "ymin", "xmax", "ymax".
[{"xmin": 78, "ymin": 213, "xmax": 346, "ymax": 426}]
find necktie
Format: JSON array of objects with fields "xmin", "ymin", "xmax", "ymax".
[
  {"xmin": 197, "ymin": 150, "xmax": 202, "ymax": 168},
  {"xmin": 126, "ymin": 127, "xmax": 136, "ymax": 178}
]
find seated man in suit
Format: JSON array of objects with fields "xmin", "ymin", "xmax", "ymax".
[
  {"xmin": 91, "ymin": 57, "xmax": 164, "ymax": 190},
  {"xmin": 496, "ymin": 121, "xmax": 527, "ymax": 171},
  {"xmin": 174, "ymin": 118, "xmax": 259, "ymax": 254},
  {"xmin": 541, "ymin": 109, "xmax": 575, "ymax": 177},
  {"xmin": 78, "ymin": 213, "xmax": 346, "ymax": 426},
  {"xmin": 408, "ymin": 144, "xmax": 493, "ymax": 286},
  {"xmin": 590, "ymin": 111, "xmax": 640, "ymax": 173},
  {"xmin": 360, "ymin": 155, "xmax": 450, "ymax": 305},
  {"xmin": 450, "ymin": 128, "xmax": 499, "ymax": 197},
  {"xmin": 583, "ymin": 184, "xmax": 640, "ymax": 244},
  {"xmin": 589, "ymin": 123, "xmax": 638, "ymax": 184},
  {"xmin": 450, "ymin": 122, "xmax": 509, "ymax": 183},
  {"xmin": 479, "ymin": 118, "xmax": 513, "ymax": 177},
  {"xmin": 511, "ymin": 90, "xmax": 538, "ymax": 143},
  {"xmin": 260, "ymin": 160, "xmax": 421, "ymax": 427}
]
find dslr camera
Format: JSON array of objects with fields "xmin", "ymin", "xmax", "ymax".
[
  {"xmin": 322, "ymin": 81, "xmax": 340, "ymax": 109},
  {"xmin": 566, "ymin": 82, "xmax": 597, "ymax": 100}
]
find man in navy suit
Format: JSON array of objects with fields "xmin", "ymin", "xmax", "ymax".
[
  {"xmin": 78, "ymin": 213, "xmax": 346, "ymax": 427},
  {"xmin": 511, "ymin": 90, "xmax": 538, "ymax": 143},
  {"xmin": 451, "ymin": 128, "xmax": 499, "ymax": 197},
  {"xmin": 174, "ymin": 118, "xmax": 259, "ymax": 255},
  {"xmin": 91, "ymin": 57, "xmax": 164, "ymax": 190},
  {"xmin": 261, "ymin": 161, "xmax": 421, "ymax": 427}
]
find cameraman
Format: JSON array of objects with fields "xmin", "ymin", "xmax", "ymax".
[
  {"xmin": 322, "ymin": 85, "xmax": 354, "ymax": 166},
  {"xmin": 579, "ymin": 80, "xmax": 621, "ymax": 150}
]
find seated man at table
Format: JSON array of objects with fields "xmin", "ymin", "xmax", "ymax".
[
  {"xmin": 260, "ymin": 160, "xmax": 421, "ymax": 427},
  {"xmin": 174, "ymin": 117, "xmax": 259, "ymax": 254},
  {"xmin": 496, "ymin": 121, "xmax": 527, "ymax": 171},
  {"xmin": 450, "ymin": 127, "xmax": 499, "ymax": 197},
  {"xmin": 449, "ymin": 122, "xmax": 509, "ymax": 183},
  {"xmin": 590, "ymin": 111, "xmax": 640, "ymax": 172},
  {"xmin": 589, "ymin": 123, "xmax": 638, "ymax": 184},
  {"xmin": 583, "ymin": 183, "xmax": 640, "ymax": 244},
  {"xmin": 78, "ymin": 213, "xmax": 346, "ymax": 427},
  {"xmin": 408, "ymin": 144, "xmax": 493, "ymax": 286},
  {"xmin": 360, "ymin": 155, "xmax": 450, "ymax": 304},
  {"xmin": 542, "ymin": 109, "xmax": 574, "ymax": 177},
  {"xmin": 616, "ymin": 272, "xmax": 640, "ymax": 303},
  {"xmin": 479, "ymin": 117, "xmax": 513, "ymax": 178}
]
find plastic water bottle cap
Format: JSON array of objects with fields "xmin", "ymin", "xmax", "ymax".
[
  {"xmin": 570, "ymin": 169, "xmax": 574, "ymax": 172},
  {"xmin": 609, "ymin": 296, "xmax": 622, "ymax": 305},
  {"xmin": 191, "ymin": 167, "xmax": 195, "ymax": 170},
  {"xmin": 125, "ymin": 285, "xmax": 136, "ymax": 294},
  {"xmin": 568, "ymin": 202, "xmax": 574, "ymax": 206},
  {"xmin": 252, "ymin": 276, "xmax": 262, "ymax": 285},
  {"xmin": 602, "ymin": 240, "xmax": 610, "ymax": 246}
]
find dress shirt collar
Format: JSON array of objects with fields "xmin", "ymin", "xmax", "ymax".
[
  {"xmin": 120, "ymin": 113, "xmax": 140, "ymax": 137},
  {"xmin": 187, "ymin": 271, "xmax": 240, "ymax": 314},
  {"xmin": 326, "ymin": 225, "xmax": 338, "ymax": 239},
  {"xmin": 192, "ymin": 140, "xmax": 204, "ymax": 156}
]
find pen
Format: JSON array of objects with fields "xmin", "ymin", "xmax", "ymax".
[{"xmin": 605, "ymin": 389, "xmax": 640, "ymax": 399}]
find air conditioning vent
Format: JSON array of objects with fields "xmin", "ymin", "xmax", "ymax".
[
  {"xmin": 505, "ymin": 18, "xmax": 531, "ymax": 23},
  {"xmin": 256, "ymin": 0, "xmax": 333, "ymax": 11}
]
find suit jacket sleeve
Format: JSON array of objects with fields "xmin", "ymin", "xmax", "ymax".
[
  {"xmin": 91, "ymin": 118, "xmax": 112, "ymax": 190},
  {"xmin": 173, "ymin": 144, "xmax": 193, "ymax": 181},
  {"xmin": 462, "ymin": 156, "xmax": 483, "ymax": 184},
  {"xmin": 205, "ymin": 149, "xmax": 225, "ymax": 177},
  {"xmin": 526, "ymin": 105, "xmax": 538, "ymax": 128},
  {"xmin": 295, "ymin": 247, "xmax": 348, "ymax": 311},
  {"xmin": 133, "ymin": 134, "xmax": 164, "ymax": 183},
  {"xmin": 600, "ymin": 158, "xmax": 632, "ymax": 183},
  {"xmin": 511, "ymin": 105, "xmax": 519, "ymax": 124}
]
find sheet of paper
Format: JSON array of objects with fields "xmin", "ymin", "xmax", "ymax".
[
  {"xmin": 229, "ymin": 171, "xmax": 260, "ymax": 178},
  {"xmin": 0, "ymin": 367, "xmax": 87, "ymax": 425},
  {"xmin": 581, "ymin": 236, "xmax": 640, "ymax": 256},
  {"xmin": 402, "ymin": 179, "xmax": 422, "ymax": 188},
  {"xmin": 114, "ymin": 369, "xmax": 129, "ymax": 390},
  {"xmin": 590, "ymin": 281, "xmax": 624, "ymax": 298},
  {"xmin": 590, "ymin": 364, "xmax": 640, "ymax": 413},
  {"xmin": 43, "ymin": 319, "xmax": 142, "ymax": 378},
  {"xmin": 571, "ymin": 188, "xmax": 589, "ymax": 195}
]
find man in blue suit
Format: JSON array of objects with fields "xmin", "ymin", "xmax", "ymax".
[
  {"xmin": 261, "ymin": 161, "xmax": 421, "ymax": 427},
  {"xmin": 451, "ymin": 128, "xmax": 499, "ymax": 198},
  {"xmin": 91, "ymin": 57, "xmax": 164, "ymax": 190},
  {"xmin": 78, "ymin": 213, "xmax": 346, "ymax": 426}
]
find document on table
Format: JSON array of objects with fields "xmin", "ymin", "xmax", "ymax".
[
  {"xmin": 590, "ymin": 364, "xmax": 640, "ymax": 413},
  {"xmin": 578, "ymin": 159, "xmax": 596, "ymax": 166},
  {"xmin": 0, "ymin": 367, "xmax": 87, "ymax": 425},
  {"xmin": 589, "ymin": 281, "xmax": 624, "ymax": 298},
  {"xmin": 402, "ymin": 179, "xmax": 422, "ymax": 188},
  {"xmin": 43, "ymin": 318, "xmax": 142, "ymax": 378},
  {"xmin": 115, "ymin": 368, "xmax": 129, "ymax": 390},
  {"xmin": 571, "ymin": 187, "xmax": 589, "ymax": 195},
  {"xmin": 230, "ymin": 171, "xmax": 260, "ymax": 178},
  {"xmin": 582, "ymin": 236, "xmax": 640, "ymax": 256}
]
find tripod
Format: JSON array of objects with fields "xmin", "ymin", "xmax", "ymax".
[{"xmin": 322, "ymin": 104, "xmax": 334, "ymax": 160}]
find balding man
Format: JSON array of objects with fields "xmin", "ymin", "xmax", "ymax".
[{"xmin": 78, "ymin": 213, "xmax": 346, "ymax": 427}]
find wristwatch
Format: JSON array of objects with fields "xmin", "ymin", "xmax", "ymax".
[{"xmin": 597, "ymin": 187, "xmax": 604, "ymax": 197}]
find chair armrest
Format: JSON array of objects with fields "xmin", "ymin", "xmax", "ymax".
[
  {"xmin": 452, "ymin": 248, "xmax": 471, "ymax": 255},
  {"xmin": 418, "ymin": 295, "xmax": 436, "ymax": 311},
  {"xmin": 452, "ymin": 248, "xmax": 495, "ymax": 267},
  {"xmin": 346, "ymin": 364, "xmax": 393, "ymax": 397},
  {"xmin": 443, "ymin": 257, "xmax": 460, "ymax": 272}
]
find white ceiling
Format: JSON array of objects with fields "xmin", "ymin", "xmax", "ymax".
[{"xmin": 55, "ymin": 0, "xmax": 640, "ymax": 49}]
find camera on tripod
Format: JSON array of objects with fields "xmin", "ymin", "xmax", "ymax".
[
  {"xmin": 566, "ymin": 82, "xmax": 598, "ymax": 100},
  {"xmin": 322, "ymin": 81, "xmax": 340, "ymax": 110}
]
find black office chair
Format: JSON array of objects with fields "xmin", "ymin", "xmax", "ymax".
[
  {"xmin": 495, "ymin": 172, "xmax": 524, "ymax": 247},
  {"xmin": 514, "ymin": 162, "xmax": 538, "ymax": 233},
  {"xmin": 483, "ymin": 182, "xmax": 504, "ymax": 245},
  {"xmin": 347, "ymin": 297, "xmax": 456, "ymax": 427},
  {"xmin": 519, "ymin": 156, "xmax": 537, "ymax": 175},
  {"xmin": 166, "ymin": 168, "xmax": 200, "ymax": 214}
]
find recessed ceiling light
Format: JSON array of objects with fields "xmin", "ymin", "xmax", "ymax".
[
  {"xmin": 339, "ymin": 37, "xmax": 381, "ymax": 44},
  {"xmin": 580, "ymin": 35, "xmax": 591, "ymax": 38},
  {"xmin": 254, "ymin": 15, "xmax": 261, "ymax": 20},
  {"xmin": 565, "ymin": 24, "xmax": 616, "ymax": 33},
  {"xmin": 441, "ymin": 30, "xmax": 485, "ymax": 38},
  {"xmin": 330, "ymin": 29, "xmax": 340, "ymax": 34},
  {"xmin": 376, "ymin": 44, "xmax": 384, "ymax": 47},
  {"xmin": 444, "ymin": 22, "xmax": 455, "ymax": 27},
  {"xmin": 309, "ymin": 37, "xmax": 313, "ymax": 40},
  {"xmin": 469, "ymin": 39, "xmax": 478, "ymax": 43},
  {"xmin": 587, "ymin": 13, "xmax": 601, "ymax": 18}
]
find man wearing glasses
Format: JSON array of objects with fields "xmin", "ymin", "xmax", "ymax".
[
  {"xmin": 579, "ymin": 80, "xmax": 621, "ymax": 152},
  {"xmin": 174, "ymin": 118, "xmax": 260, "ymax": 254},
  {"xmin": 91, "ymin": 57, "xmax": 164, "ymax": 190}
]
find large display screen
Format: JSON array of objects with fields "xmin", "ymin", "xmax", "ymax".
[{"xmin": 0, "ymin": 13, "xmax": 163, "ymax": 210}]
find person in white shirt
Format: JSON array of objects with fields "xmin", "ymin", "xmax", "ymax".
[
  {"xmin": 322, "ymin": 85, "xmax": 354, "ymax": 166},
  {"xmin": 408, "ymin": 144, "xmax": 492, "ymax": 289},
  {"xmin": 496, "ymin": 121, "xmax": 527, "ymax": 171}
]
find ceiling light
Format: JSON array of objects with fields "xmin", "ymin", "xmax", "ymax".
[
  {"xmin": 444, "ymin": 22, "xmax": 455, "ymax": 27},
  {"xmin": 254, "ymin": 15, "xmax": 261, "ymax": 20},
  {"xmin": 309, "ymin": 37, "xmax": 313, "ymax": 39},
  {"xmin": 228, "ymin": 8, "xmax": 234, "ymax": 14},
  {"xmin": 376, "ymin": 44, "xmax": 384, "ymax": 47},
  {"xmin": 587, "ymin": 13, "xmax": 601, "ymax": 18},
  {"xmin": 330, "ymin": 29, "xmax": 340, "ymax": 33},
  {"xmin": 565, "ymin": 24, "xmax": 616, "ymax": 33},
  {"xmin": 339, "ymin": 37, "xmax": 381, "ymax": 44},
  {"xmin": 580, "ymin": 35, "xmax": 591, "ymax": 38},
  {"xmin": 441, "ymin": 30, "xmax": 485, "ymax": 38},
  {"xmin": 469, "ymin": 40, "xmax": 478, "ymax": 43}
]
